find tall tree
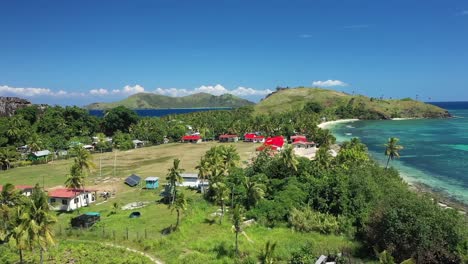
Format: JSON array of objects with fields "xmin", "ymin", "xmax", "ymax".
[
  {"xmin": 27, "ymin": 133, "xmax": 43, "ymax": 152},
  {"xmin": 212, "ymin": 182, "xmax": 230, "ymax": 224},
  {"xmin": 384, "ymin": 137, "xmax": 403, "ymax": 169},
  {"xmin": 64, "ymin": 164, "xmax": 84, "ymax": 213},
  {"xmin": 244, "ymin": 177, "xmax": 265, "ymax": 210},
  {"xmin": 102, "ymin": 106, "xmax": 139, "ymax": 136},
  {"xmin": 280, "ymin": 145, "xmax": 299, "ymax": 172},
  {"xmin": 195, "ymin": 157, "xmax": 210, "ymax": 194},
  {"xmin": 166, "ymin": 159, "xmax": 184, "ymax": 204},
  {"xmin": 19, "ymin": 185, "xmax": 56, "ymax": 264},
  {"xmin": 231, "ymin": 204, "xmax": 244, "ymax": 256},
  {"xmin": 169, "ymin": 192, "xmax": 187, "ymax": 230}
]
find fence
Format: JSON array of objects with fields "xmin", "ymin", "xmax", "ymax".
[{"xmin": 55, "ymin": 224, "xmax": 168, "ymax": 243}]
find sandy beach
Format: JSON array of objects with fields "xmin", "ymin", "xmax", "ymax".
[{"xmin": 318, "ymin": 119, "xmax": 359, "ymax": 129}]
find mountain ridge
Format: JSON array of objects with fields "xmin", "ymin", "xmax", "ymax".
[
  {"xmin": 86, "ymin": 92, "xmax": 255, "ymax": 109},
  {"xmin": 254, "ymin": 87, "xmax": 451, "ymax": 119}
]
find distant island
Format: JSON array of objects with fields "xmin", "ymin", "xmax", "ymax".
[
  {"xmin": 86, "ymin": 92, "xmax": 255, "ymax": 110},
  {"xmin": 254, "ymin": 87, "xmax": 451, "ymax": 119}
]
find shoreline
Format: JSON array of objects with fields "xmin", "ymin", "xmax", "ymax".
[
  {"xmin": 322, "ymin": 118, "xmax": 468, "ymax": 215},
  {"xmin": 318, "ymin": 119, "xmax": 359, "ymax": 129}
]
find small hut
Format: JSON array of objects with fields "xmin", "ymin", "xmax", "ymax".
[
  {"xmin": 145, "ymin": 177, "xmax": 159, "ymax": 189},
  {"xmin": 219, "ymin": 134, "xmax": 239, "ymax": 143}
]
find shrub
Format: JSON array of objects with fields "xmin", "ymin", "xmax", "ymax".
[{"xmin": 288, "ymin": 207, "xmax": 340, "ymax": 234}]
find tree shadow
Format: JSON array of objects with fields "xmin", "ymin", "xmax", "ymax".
[
  {"xmin": 212, "ymin": 241, "xmax": 234, "ymax": 259},
  {"xmin": 203, "ymin": 218, "xmax": 216, "ymax": 225},
  {"xmin": 160, "ymin": 224, "xmax": 175, "ymax": 235}
]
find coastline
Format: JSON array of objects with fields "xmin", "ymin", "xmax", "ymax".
[
  {"xmin": 318, "ymin": 119, "xmax": 359, "ymax": 129},
  {"xmin": 323, "ymin": 119, "xmax": 468, "ymax": 215}
]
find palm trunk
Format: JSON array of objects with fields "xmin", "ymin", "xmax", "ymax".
[
  {"xmin": 171, "ymin": 184, "xmax": 176, "ymax": 204},
  {"xmin": 386, "ymin": 155, "xmax": 391, "ymax": 169},
  {"xmin": 235, "ymin": 231, "xmax": 239, "ymax": 256},
  {"xmin": 19, "ymin": 249, "xmax": 23, "ymax": 263},
  {"xmin": 176, "ymin": 209, "xmax": 180, "ymax": 229},
  {"xmin": 220, "ymin": 200, "xmax": 224, "ymax": 224},
  {"xmin": 40, "ymin": 248, "xmax": 44, "ymax": 264}
]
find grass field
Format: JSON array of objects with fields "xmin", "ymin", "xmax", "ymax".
[{"xmin": 0, "ymin": 142, "xmax": 364, "ymax": 263}]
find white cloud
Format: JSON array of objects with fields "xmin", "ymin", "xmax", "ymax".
[
  {"xmin": 312, "ymin": 80, "xmax": 348, "ymax": 87},
  {"xmin": 231, "ymin": 87, "xmax": 273, "ymax": 96},
  {"xmin": 194, "ymin": 84, "xmax": 229, "ymax": 95},
  {"xmin": 154, "ymin": 84, "xmax": 272, "ymax": 97},
  {"xmin": 154, "ymin": 87, "xmax": 191, "ymax": 97},
  {"xmin": 122, "ymin": 84, "xmax": 145, "ymax": 94},
  {"xmin": 89, "ymin": 88, "xmax": 109, "ymax": 95},
  {"xmin": 0, "ymin": 85, "xmax": 66, "ymax": 97}
]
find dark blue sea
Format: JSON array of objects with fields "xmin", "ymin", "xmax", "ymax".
[
  {"xmin": 89, "ymin": 107, "xmax": 232, "ymax": 117},
  {"xmin": 331, "ymin": 101, "xmax": 468, "ymax": 205}
]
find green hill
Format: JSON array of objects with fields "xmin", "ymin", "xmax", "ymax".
[
  {"xmin": 254, "ymin": 87, "xmax": 451, "ymax": 119},
  {"xmin": 86, "ymin": 92, "xmax": 255, "ymax": 109}
]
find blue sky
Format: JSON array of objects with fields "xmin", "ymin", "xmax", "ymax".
[{"xmin": 1, "ymin": 0, "xmax": 467, "ymax": 105}]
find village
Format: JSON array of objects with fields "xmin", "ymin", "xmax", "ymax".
[{"xmin": 2, "ymin": 131, "xmax": 331, "ymax": 214}]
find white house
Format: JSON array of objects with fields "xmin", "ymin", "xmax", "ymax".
[
  {"xmin": 0, "ymin": 185, "xmax": 34, "ymax": 197},
  {"xmin": 177, "ymin": 173, "xmax": 201, "ymax": 188},
  {"xmin": 48, "ymin": 188, "xmax": 97, "ymax": 211}
]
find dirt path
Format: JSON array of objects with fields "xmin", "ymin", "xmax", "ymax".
[
  {"xmin": 68, "ymin": 239, "xmax": 164, "ymax": 264},
  {"xmin": 102, "ymin": 242, "xmax": 163, "ymax": 264}
]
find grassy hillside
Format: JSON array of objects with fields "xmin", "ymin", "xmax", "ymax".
[
  {"xmin": 87, "ymin": 92, "xmax": 254, "ymax": 109},
  {"xmin": 255, "ymin": 87, "xmax": 451, "ymax": 119}
]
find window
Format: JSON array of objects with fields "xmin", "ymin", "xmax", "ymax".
[
  {"xmin": 74, "ymin": 198, "xmax": 79, "ymax": 203},
  {"xmin": 62, "ymin": 199, "xmax": 68, "ymax": 205},
  {"xmin": 50, "ymin": 198, "xmax": 56, "ymax": 203},
  {"xmin": 92, "ymin": 195, "xmax": 95, "ymax": 201},
  {"xmin": 84, "ymin": 194, "xmax": 88, "ymax": 199}
]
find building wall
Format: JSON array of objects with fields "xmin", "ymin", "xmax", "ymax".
[{"xmin": 49, "ymin": 192, "xmax": 96, "ymax": 211}]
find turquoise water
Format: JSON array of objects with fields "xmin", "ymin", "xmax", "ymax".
[{"xmin": 331, "ymin": 107, "xmax": 468, "ymax": 205}]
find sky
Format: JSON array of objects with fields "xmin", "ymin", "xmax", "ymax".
[{"xmin": 1, "ymin": 0, "xmax": 467, "ymax": 106}]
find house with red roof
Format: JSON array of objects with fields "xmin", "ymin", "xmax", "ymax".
[
  {"xmin": 256, "ymin": 136, "xmax": 285, "ymax": 151},
  {"xmin": 181, "ymin": 134, "xmax": 202, "ymax": 143},
  {"xmin": 219, "ymin": 134, "xmax": 239, "ymax": 143},
  {"xmin": 291, "ymin": 135, "xmax": 316, "ymax": 149},
  {"xmin": 244, "ymin": 133, "xmax": 265, "ymax": 143},
  {"xmin": 0, "ymin": 185, "xmax": 34, "ymax": 196},
  {"xmin": 48, "ymin": 188, "xmax": 97, "ymax": 211}
]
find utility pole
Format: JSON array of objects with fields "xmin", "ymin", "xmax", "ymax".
[{"xmin": 113, "ymin": 151, "xmax": 116, "ymax": 177}]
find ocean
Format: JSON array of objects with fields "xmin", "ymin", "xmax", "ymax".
[
  {"xmin": 88, "ymin": 107, "xmax": 232, "ymax": 117},
  {"xmin": 331, "ymin": 102, "xmax": 468, "ymax": 205}
]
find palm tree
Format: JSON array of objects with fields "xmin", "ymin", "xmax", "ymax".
[
  {"xmin": 169, "ymin": 192, "xmax": 187, "ymax": 230},
  {"xmin": 0, "ymin": 148, "xmax": 12, "ymax": 171},
  {"xmin": 166, "ymin": 159, "xmax": 184, "ymax": 204},
  {"xmin": 244, "ymin": 178, "xmax": 265, "ymax": 210},
  {"xmin": 280, "ymin": 145, "xmax": 299, "ymax": 172},
  {"xmin": 231, "ymin": 204, "xmax": 244, "ymax": 256},
  {"xmin": 0, "ymin": 184, "xmax": 25, "ymax": 244},
  {"xmin": 8, "ymin": 205, "xmax": 29, "ymax": 263},
  {"xmin": 212, "ymin": 181, "xmax": 230, "ymax": 224},
  {"xmin": 259, "ymin": 241, "xmax": 277, "ymax": 264},
  {"xmin": 70, "ymin": 145, "xmax": 95, "ymax": 205},
  {"xmin": 27, "ymin": 133, "xmax": 43, "ymax": 152},
  {"xmin": 71, "ymin": 145, "xmax": 95, "ymax": 174},
  {"xmin": 315, "ymin": 146, "xmax": 333, "ymax": 169},
  {"xmin": 221, "ymin": 145, "xmax": 240, "ymax": 173},
  {"xmin": 64, "ymin": 165, "xmax": 84, "ymax": 213},
  {"xmin": 20, "ymin": 185, "xmax": 56, "ymax": 264},
  {"xmin": 195, "ymin": 157, "xmax": 210, "ymax": 194},
  {"xmin": 384, "ymin": 137, "xmax": 403, "ymax": 169}
]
